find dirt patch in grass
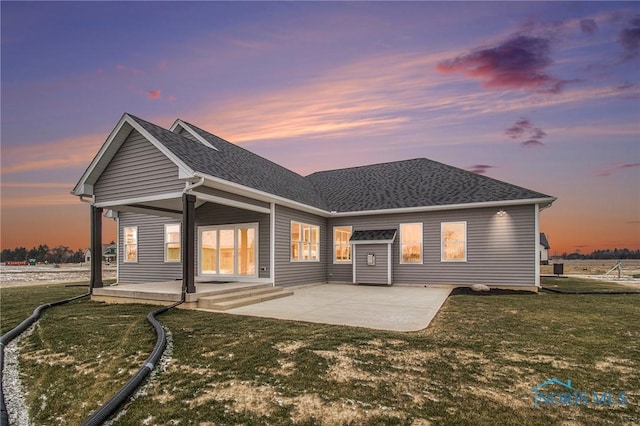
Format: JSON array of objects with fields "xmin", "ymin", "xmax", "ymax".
[
  {"xmin": 314, "ymin": 349, "xmax": 379, "ymax": 383},
  {"xmin": 274, "ymin": 340, "xmax": 306, "ymax": 354},
  {"xmin": 190, "ymin": 380, "xmax": 279, "ymax": 414},
  {"xmin": 594, "ymin": 357, "xmax": 637, "ymax": 376}
]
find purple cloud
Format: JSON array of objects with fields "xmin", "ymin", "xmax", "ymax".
[
  {"xmin": 505, "ymin": 117, "xmax": 547, "ymax": 147},
  {"xmin": 468, "ymin": 164, "xmax": 495, "ymax": 174},
  {"xmin": 619, "ymin": 17, "xmax": 640, "ymax": 60},
  {"xmin": 505, "ymin": 118, "xmax": 532, "ymax": 139},
  {"xmin": 580, "ymin": 19, "xmax": 598, "ymax": 35},
  {"xmin": 436, "ymin": 35, "xmax": 567, "ymax": 94}
]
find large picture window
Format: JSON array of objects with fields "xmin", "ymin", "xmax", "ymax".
[
  {"xmin": 291, "ymin": 221, "xmax": 319, "ymax": 262},
  {"xmin": 123, "ymin": 226, "xmax": 138, "ymax": 263},
  {"xmin": 442, "ymin": 222, "xmax": 467, "ymax": 261},
  {"xmin": 333, "ymin": 226, "xmax": 352, "ymax": 263},
  {"xmin": 165, "ymin": 224, "xmax": 181, "ymax": 262},
  {"xmin": 400, "ymin": 223, "xmax": 422, "ymax": 264}
]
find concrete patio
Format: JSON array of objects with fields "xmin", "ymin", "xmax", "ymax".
[
  {"xmin": 221, "ymin": 284, "xmax": 453, "ymax": 332},
  {"xmin": 91, "ymin": 281, "xmax": 452, "ymax": 331}
]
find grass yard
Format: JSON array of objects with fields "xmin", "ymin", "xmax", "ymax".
[{"xmin": 1, "ymin": 279, "xmax": 638, "ymax": 425}]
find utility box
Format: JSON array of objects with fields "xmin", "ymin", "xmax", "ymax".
[
  {"xmin": 367, "ymin": 254, "xmax": 376, "ymax": 266},
  {"xmin": 553, "ymin": 263, "xmax": 564, "ymax": 276}
]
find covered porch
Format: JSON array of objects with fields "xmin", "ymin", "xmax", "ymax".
[{"xmin": 88, "ymin": 183, "xmax": 276, "ymax": 295}]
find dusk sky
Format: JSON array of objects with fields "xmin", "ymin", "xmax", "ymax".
[{"xmin": 1, "ymin": 1, "xmax": 639, "ymax": 255}]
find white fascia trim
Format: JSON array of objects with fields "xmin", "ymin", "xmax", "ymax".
[
  {"xmin": 94, "ymin": 192, "xmax": 184, "ymax": 208},
  {"xmin": 333, "ymin": 197, "xmax": 557, "ymax": 217},
  {"xmin": 351, "ymin": 239, "xmax": 396, "ymax": 245},
  {"xmin": 72, "ymin": 114, "xmax": 131, "ymax": 196},
  {"xmin": 193, "ymin": 172, "xmax": 330, "ymax": 217},
  {"xmin": 72, "ymin": 114, "xmax": 196, "ymax": 197},
  {"xmin": 126, "ymin": 115, "xmax": 194, "ymax": 178},
  {"xmin": 189, "ymin": 191, "xmax": 271, "ymax": 214},
  {"xmin": 193, "ymin": 172, "xmax": 556, "ymax": 220},
  {"xmin": 170, "ymin": 119, "xmax": 219, "ymax": 151}
]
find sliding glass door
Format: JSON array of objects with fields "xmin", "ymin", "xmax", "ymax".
[{"xmin": 199, "ymin": 224, "xmax": 257, "ymax": 277}]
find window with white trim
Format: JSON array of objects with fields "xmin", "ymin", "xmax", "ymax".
[
  {"xmin": 123, "ymin": 226, "xmax": 138, "ymax": 262},
  {"xmin": 333, "ymin": 226, "xmax": 352, "ymax": 263},
  {"xmin": 291, "ymin": 221, "xmax": 319, "ymax": 262},
  {"xmin": 441, "ymin": 221, "xmax": 467, "ymax": 261},
  {"xmin": 164, "ymin": 224, "xmax": 181, "ymax": 262},
  {"xmin": 400, "ymin": 223, "xmax": 423, "ymax": 264}
]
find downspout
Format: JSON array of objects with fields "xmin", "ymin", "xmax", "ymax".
[
  {"xmin": 270, "ymin": 203, "xmax": 276, "ymax": 286},
  {"xmin": 535, "ymin": 204, "xmax": 540, "ymax": 288}
]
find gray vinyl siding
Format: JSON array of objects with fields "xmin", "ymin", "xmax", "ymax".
[
  {"xmin": 195, "ymin": 203, "xmax": 270, "ymax": 279},
  {"xmin": 94, "ymin": 130, "xmax": 184, "ymax": 203},
  {"xmin": 118, "ymin": 212, "xmax": 183, "ymax": 283},
  {"xmin": 274, "ymin": 205, "xmax": 327, "ymax": 287},
  {"xmin": 327, "ymin": 204, "xmax": 536, "ymax": 287},
  {"xmin": 354, "ymin": 244, "xmax": 389, "ymax": 285}
]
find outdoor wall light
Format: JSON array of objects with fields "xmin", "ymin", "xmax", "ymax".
[{"xmin": 497, "ymin": 210, "xmax": 507, "ymax": 217}]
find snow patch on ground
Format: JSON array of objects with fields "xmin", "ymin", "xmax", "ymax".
[{"xmin": 3, "ymin": 324, "xmax": 36, "ymax": 426}]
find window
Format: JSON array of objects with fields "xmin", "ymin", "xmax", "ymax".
[
  {"xmin": 165, "ymin": 224, "xmax": 181, "ymax": 262},
  {"xmin": 442, "ymin": 222, "xmax": 467, "ymax": 261},
  {"xmin": 123, "ymin": 226, "xmax": 138, "ymax": 262},
  {"xmin": 400, "ymin": 223, "xmax": 423, "ymax": 264},
  {"xmin": 333, "ymin": 226, "xmax": 352, "ymax": 263},
  {"xmin": 291, "ymin": 221, "xmax": 319, "ymax": 262}
]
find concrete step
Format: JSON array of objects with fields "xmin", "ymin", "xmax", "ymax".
[
  {"xmin": 200, "ymin": 286, "xmax": 284, "ymax": 303},
  {"xmin": 198, "ymin": 287, "xmax": 293, "ymax": 310}
]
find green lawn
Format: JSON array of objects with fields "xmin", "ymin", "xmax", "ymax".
[{"xmin": 1, "ymin": 280, "xmax": 638, "ymax": 425}]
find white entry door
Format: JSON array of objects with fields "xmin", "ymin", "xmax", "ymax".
[{"xmin": 199, "ymin": 224, "xmax": 258, "ymax": 278}]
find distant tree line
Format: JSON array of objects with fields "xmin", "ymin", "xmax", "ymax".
[
  {"xmin": 1, "ymin": 245, "xmax": 86, "ymax": 264},
  {"xmin": 555, "ymin": 248, "xmax": 640, "ymax": 260}
]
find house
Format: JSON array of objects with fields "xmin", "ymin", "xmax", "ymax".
[
  {"xmin": 539, "ymin": 233, "xmax": 550, "ymax": 265},
  {"xmin": 83, "ymin": 244, "xmax": 117, "ymax": 264},
  {"xmin": 72, "ymin": 113, "xmax": 555, "ymax": 294}
]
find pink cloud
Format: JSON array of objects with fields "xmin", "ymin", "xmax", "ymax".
[
  {"xmin": 1, "ymin": 132, "xmax": 106, "ymax": 175},
  {"xmin": 436, "ymin": 35, "xmax": 568, "ymax": 94},
  {"xmin": 168, "ymin": 95, "xmax": 177, "ymax": 102},
  {"xmin": 146, "ymin": 89, "xmax": 161, "ymax": 100}
]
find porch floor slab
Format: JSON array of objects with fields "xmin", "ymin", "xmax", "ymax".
[
  {"xmin": 223, "ymin": 284, "xmax": 452, "ymax": 332},
  {"xmin": 92, "ymin": 281, "xmax": 270, "ymax": 303}
]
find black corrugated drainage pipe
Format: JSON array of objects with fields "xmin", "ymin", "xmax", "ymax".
[
  {"xmin": 0, "ymin": 292, "xmax": 90, "ymax": 426},
  {"xmin": 81, "ymin": 295, "xmax": 184, "ymax": 425},
  {"xmin": 541, "ymin": 286, "xmax": 640, "ymax": 295}
]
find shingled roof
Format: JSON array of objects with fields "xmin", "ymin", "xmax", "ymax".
[
  {"xmin": 129, "ymin": 115, "xmax": 330, "ymax": 210},
  {"xmin": 128, "ymin": 114, "xmax": 553, "ymax": 213},
  {"xmin": 307, "ymin": 158, "xmax": 552, "ymax": 213}
]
